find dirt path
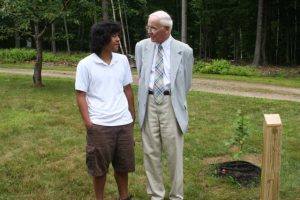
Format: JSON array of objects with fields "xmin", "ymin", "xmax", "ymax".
[{"xmin": 1, "ymin": 68, "xmax": 300, "ymax": 102}]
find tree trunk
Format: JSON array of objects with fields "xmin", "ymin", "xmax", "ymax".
[
  {"xmin": 204, "ymin": 30, "xmax": 207, "ymax": 59},
  {"xmin": 123, "ymin": 0, "xmax": 131, "ymax": 54},
  {"xmin": 275, "ymin": 0, "xmax": 280, "ymax": 64},
  {"xmin": 110, "ymin": 0, "xmax": 124, "ymax": 54},
  {"xmin": 117, "ymin": 0, "xmax": 128, "ymax": 55},
  {"xmin": 294, "ymin": 0, "xmax": 297, "ymax": 64},
  {"xmin": 63, "ymin": 14, "xmax": 70, "ymax": 53},
  {"xmin": 51, "ymin": 22, "xmax": 57, "ymax": 53},
  {"xmin": 261, "ymin": 0, "xmax": 268, "ymax": 66},
  {"xmin": 286, "ymin": 34, "xmax": 290, "ymax": 64},
  {"xmin": 199, "ymin": 18, "xmax": 202, "ymax": 58},
  {"xmin": 80, "ymin": 23, "xmax": 85, "ymax": 49},
  {"xmin": 111, "ymin": 0, "xmax": 116, "ymax": 21},
  {"xmin": 181, "ymin": 0, "xmax": 187, "ymax": 43},
  {"xmin": 102, "ymin": 0, "xmax": 109, "ymax": 20},
  {"xmin": 33, "ymin": 23, "xmax": 43, "ymax": 87},
  {"xmin": 239, "ymin": 27, "xmax": 243, "ymax": 60},
  {"xmin": 15, "ymin": 31, "xmax": 21, "ymax": 48},
  {"xmin": 252, "ymin": 0, "xmax": 264, "ymax": 66},
  {"xmin": 234, "ymin": 33, "xmax": 237, "ymax": 61}
]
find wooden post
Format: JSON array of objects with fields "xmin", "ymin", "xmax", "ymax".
[{"xmin": 260, "ymin": 114, "xmax": 282, "ymax": 200}]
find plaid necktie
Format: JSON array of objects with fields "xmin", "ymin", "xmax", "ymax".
[{"xmin": 153, "ymin": 44, "xmax": 164, "ymax": 104}]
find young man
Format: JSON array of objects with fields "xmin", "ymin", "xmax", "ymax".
[
  {"xmin": 135, "ymin": 11, "xmax": 194, "ymax": 200},
  {"xmin": 75, "ymin": 21, "xmax": 135, "ymax": 200}
]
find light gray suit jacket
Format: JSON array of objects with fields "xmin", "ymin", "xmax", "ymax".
[{"xmin": 135, "ymin": 37, "xmax": 194, "ymax": 133}]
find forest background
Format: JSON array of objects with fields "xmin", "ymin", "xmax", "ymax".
[{"xmin": 0, "ymin": 0, "xmax": 299, "ymax": 66}]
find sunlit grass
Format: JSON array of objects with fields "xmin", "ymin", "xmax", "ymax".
[
  {"xmin": 193, "ymin": 73, "xmax": 300, "ymax": 88},
  {"xmin": 0, "ymin": 74, "xmax": 299, "ymax": 199}
]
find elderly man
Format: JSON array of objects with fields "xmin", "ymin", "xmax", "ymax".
[{"xmin": 135, "ymin": 10, "xmax": 194, "ymax": 200}]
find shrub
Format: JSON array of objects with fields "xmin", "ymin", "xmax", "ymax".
[
  {"xmin": 193, "ymin": 59, "xmax": 258, "ymax": 76},
  {"xmin": 43, "ymin": 52, "xmax": 89, "ymax": 64},
  {"xmin": 0, "ymin": 48, "xmax": 36, "ymax": 62},
  {"xmin": 0, "ymin": 48, "xmax": 89, "ymax": 65},
  {"xmin": 193, "ymin": 60, "xmax": 207, "ymax": 73}
]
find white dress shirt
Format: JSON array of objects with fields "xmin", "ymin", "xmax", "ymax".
[{"xmin": 149, "ymin": 36, "xmax": 172, "ymax": 91}]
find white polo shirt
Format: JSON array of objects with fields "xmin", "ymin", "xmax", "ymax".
[{"xmin": 75, "ymin": 53, "xmax": 133, "ymax": 126}]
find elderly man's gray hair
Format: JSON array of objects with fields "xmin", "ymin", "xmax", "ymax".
[{"xmin": 149, "ymin": 10, "xmax": 173, "ymax": 31}]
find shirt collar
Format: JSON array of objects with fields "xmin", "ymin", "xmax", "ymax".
[
  {"xmin": 92, "ymin": 53, "xmax": 118, "ymax": 66},
  {"xmin": 158, "ymin": 36, "xmax": 172, "ymax": 51}
]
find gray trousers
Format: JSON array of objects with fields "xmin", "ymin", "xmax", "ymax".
[{"xmin": 142, "ymin": 95, "xmax": 184, "ymax": 200}]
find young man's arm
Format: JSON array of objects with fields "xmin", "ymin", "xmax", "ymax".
[
  {"xmin": 124, "ymin": 84, "xmax": 135, "ymax": 123},
  {"xmin": 76, "ymin": 90, "xmax": 92, "ymax": 129}
]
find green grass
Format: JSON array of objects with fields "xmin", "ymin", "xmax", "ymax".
[
  {"xmin": 193, "ymin": 73, "xmax": 300, "ymax": 88},
  {"xmin": 0, "ymin": 74, "xmax": 300, "ymax": 199}
]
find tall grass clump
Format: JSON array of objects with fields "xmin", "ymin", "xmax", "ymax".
[
  {"xmin": 43, "ymin": 52, "xmax": 89, "ymax": 64},
  {"xmin": 0, "ymin": 48, "xmax": 89, "ymax": 65},
  {"xmin": 0, "ymin": 48, "xmax": 36, "ymax": 63},
  {"xmin": 193, "ymin": 59, "xmax": 258, "ymax": 76}
]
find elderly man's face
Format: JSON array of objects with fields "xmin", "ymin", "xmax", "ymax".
[{"xmin": 146, "ymin": 16, "xmax": 170, "ymax": 44}]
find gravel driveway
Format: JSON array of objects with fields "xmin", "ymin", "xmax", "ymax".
[{"xmin": 1, "ymin": 68, "xmax": 300, "ymax": 102}]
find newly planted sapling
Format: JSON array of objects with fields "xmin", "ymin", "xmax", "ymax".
[{"xmin": 224, "ymin": 109, "xmax": 250, "ymax": 160}]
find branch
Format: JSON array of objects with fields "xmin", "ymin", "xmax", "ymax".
[{"xmin": 38, "ymin": 0, "xmax": 71, "ymax": 38}]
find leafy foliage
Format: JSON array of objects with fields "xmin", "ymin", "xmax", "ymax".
[
  {"xmin": 0, "ymin": 48, "xmax": 88, "ymax": 64},
  {"xmin": 43, "ymin": 52, "xmax": 88, "ymax": 64},
  {"xmin": 193, "ymin": 59, "xmax": 258, "ymax": 76},
  {"xmin": 0, "ymin": 48, "xmax": 35, "ymax": 62},
  {"xmin": 0, "ymin": 0, "xmax": 299, "ymax": 65},
  {"xmin": 224, "ymin": 110, "xmax": 251, "ymax": 160},
  {"xmin": 0, "ymin": 0, "xmax": 68, "ymax": 37}
]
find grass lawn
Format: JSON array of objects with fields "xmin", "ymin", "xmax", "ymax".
[
  {"xmin": 193, "ymin": 73, "xmax": 300, "ymax": 88},
  {"xmin": 0, "ymin": 74, "xmax": 299, "ymax": 200}
]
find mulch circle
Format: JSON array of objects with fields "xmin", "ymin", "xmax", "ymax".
[{"xmin": 214, "ymin": 160, "xmax": 261, "ymax": 186}]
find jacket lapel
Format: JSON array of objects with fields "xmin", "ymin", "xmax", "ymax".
[
  {"xmin": 170, "ymin": 39, "xmax": 182, "ymax": 89},
  {"xmin": 144, "ymin": 40, "xmax": 155, "ymax": 88}
]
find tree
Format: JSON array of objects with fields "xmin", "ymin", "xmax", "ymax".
[
  {"xmin": 123, "ymin": 0, "xmax": 131, "ymax": 54},
  {"xmin": 117, "ymin": 0, "xmax": 128, "ymax": 55},
  {"xmin": 14, "ymin": 31, "xmax": 21, "ymax": 48},
  {"xmin": 253, "ymin": 0, "xmax": 264, "ymax": 66},
  {"xmin": 102, "ymin": 0, "xmax": 109, "ymax": 20},
  {"xmin": 293, "ymin": 0, "xmax": 297, "ymax": 64},
  {"xmin": 181, "ymin": 0, "xmax": 187, "ymax": 43},
  {"xmin": 0, "ymin": 0, "xmax": 71, "ymax": 86},
  {"xmin": 1, "ymin": 0, "xmax": 299, "ymax": 65},
  {"xmin": 51, "ymin": 22, "xmax": 57, "ymax": 53},
  {"xmin": 63, "ymin": 13, "xmax": 71, "ymax": 53}
]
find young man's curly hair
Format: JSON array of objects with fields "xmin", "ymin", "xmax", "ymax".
[{"xmin": 90, "ymin": 21, "xmax": 121, "ymax": 54}]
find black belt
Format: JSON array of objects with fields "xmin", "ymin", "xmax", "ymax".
[{"xmin": 148, "ymin": 90, "xmax": 170, "ymax": 95}]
